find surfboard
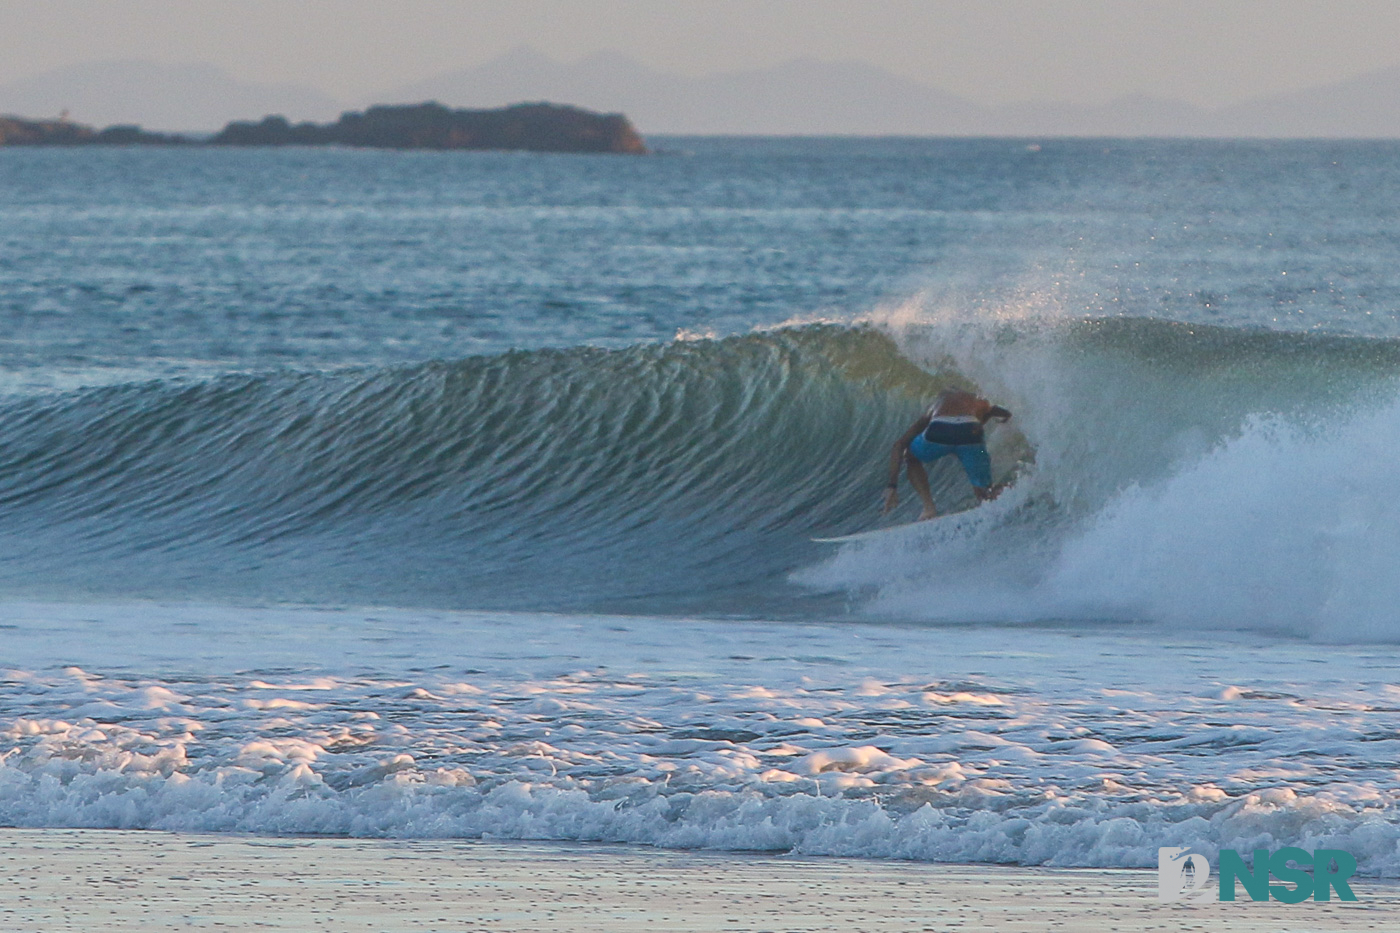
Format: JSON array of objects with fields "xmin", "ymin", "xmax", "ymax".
[
  {"xmin": 815, "ymin": 480, "xmax": 1019, "ymax": 543},
  {"xmin": 812, "ymin": 518, "xmax": 948, "ymax": 544}
]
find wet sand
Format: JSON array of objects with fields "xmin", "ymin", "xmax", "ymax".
[{"xmin": 0, "ymin": 828, "xmax": 1396, "ymax": 932}]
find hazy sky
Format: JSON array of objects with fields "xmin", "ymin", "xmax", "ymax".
[{"xmin": 3, "ymin": 0, "xmax": 1399, "ymax": 106}]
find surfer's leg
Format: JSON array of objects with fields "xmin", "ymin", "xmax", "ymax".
[
  {"xmin": 903, "ymin": 449, "xmax": 939, "ymax": 520},
  {"xmin": 957, "ymin": 444, "xmax": 993, "ymax": 501}
]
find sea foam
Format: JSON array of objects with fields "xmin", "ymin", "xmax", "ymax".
[{"xmin": 1, "ymin": 601, "xmax": 1398, "ymax": 874}]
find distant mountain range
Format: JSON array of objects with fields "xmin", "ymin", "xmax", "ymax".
[{"xmin": 5, "ymin": 48, "xmax": 1400, "ymax": 137}]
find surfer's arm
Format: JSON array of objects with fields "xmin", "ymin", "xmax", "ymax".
[{"xmin": 982, "ymin": 405, "xmax": 1012, "ymax": 423}]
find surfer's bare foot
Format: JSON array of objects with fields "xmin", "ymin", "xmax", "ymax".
[
  {"xmin": 975, "ymin": 483, "xmax": 1009, "ymax": 503},
  {"xmin": 917, "ymin": 507, "xmax": 939, "ymax": 521}
]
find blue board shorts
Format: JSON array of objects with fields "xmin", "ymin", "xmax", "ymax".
[{"xmin": 908, "ymin": 435, "xmax": 992, "ymax": 489}]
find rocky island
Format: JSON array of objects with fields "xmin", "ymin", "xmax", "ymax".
[
  {"xmin": 0, "ymin": 102, "xmax": 648, "ymax": 154},
  {"xmin": 0, "ymin": 116, "xmax": 188, "ymax": 146}
]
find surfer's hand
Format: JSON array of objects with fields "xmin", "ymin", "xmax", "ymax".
[{"xmin": 881, "ymin": 486, "xmax": 898, "ymax": 514}]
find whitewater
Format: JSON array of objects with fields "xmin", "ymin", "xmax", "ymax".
[{"xmin": 4, "ymin": 138, "xmax": 1400, "ymax": 874}]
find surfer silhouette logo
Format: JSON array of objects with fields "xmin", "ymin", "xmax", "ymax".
[{"xmin": 1158, "ymin": 847, "xmax": 1213, "ymax": 902}]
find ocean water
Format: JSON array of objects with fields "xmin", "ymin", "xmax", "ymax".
[{"xmin": 4, "ymin": 137, "xmax": 1400, "ymax": 871}]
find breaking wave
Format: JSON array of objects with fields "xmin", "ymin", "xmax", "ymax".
[
  {"xmin": 4, "ymin": 310, "xmax": 1400, "ymax": 638},
  {"xmin": 803, "ymin": 302, "xmax": 1400, "ymax": 642}
]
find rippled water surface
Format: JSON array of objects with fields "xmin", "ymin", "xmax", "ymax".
[{"xmin": 3, "ymin": 138, "xmax": 1400, "ymax": 871}]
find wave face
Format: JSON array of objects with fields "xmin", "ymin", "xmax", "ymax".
[{"xmin": 0, "ymin": 326, "xmax": 968, "ymax": 613}]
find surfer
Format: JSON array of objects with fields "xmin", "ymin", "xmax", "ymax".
[{"xmin": 882, "ymin": 389, "xmax": 1012, "ymax": 520}]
